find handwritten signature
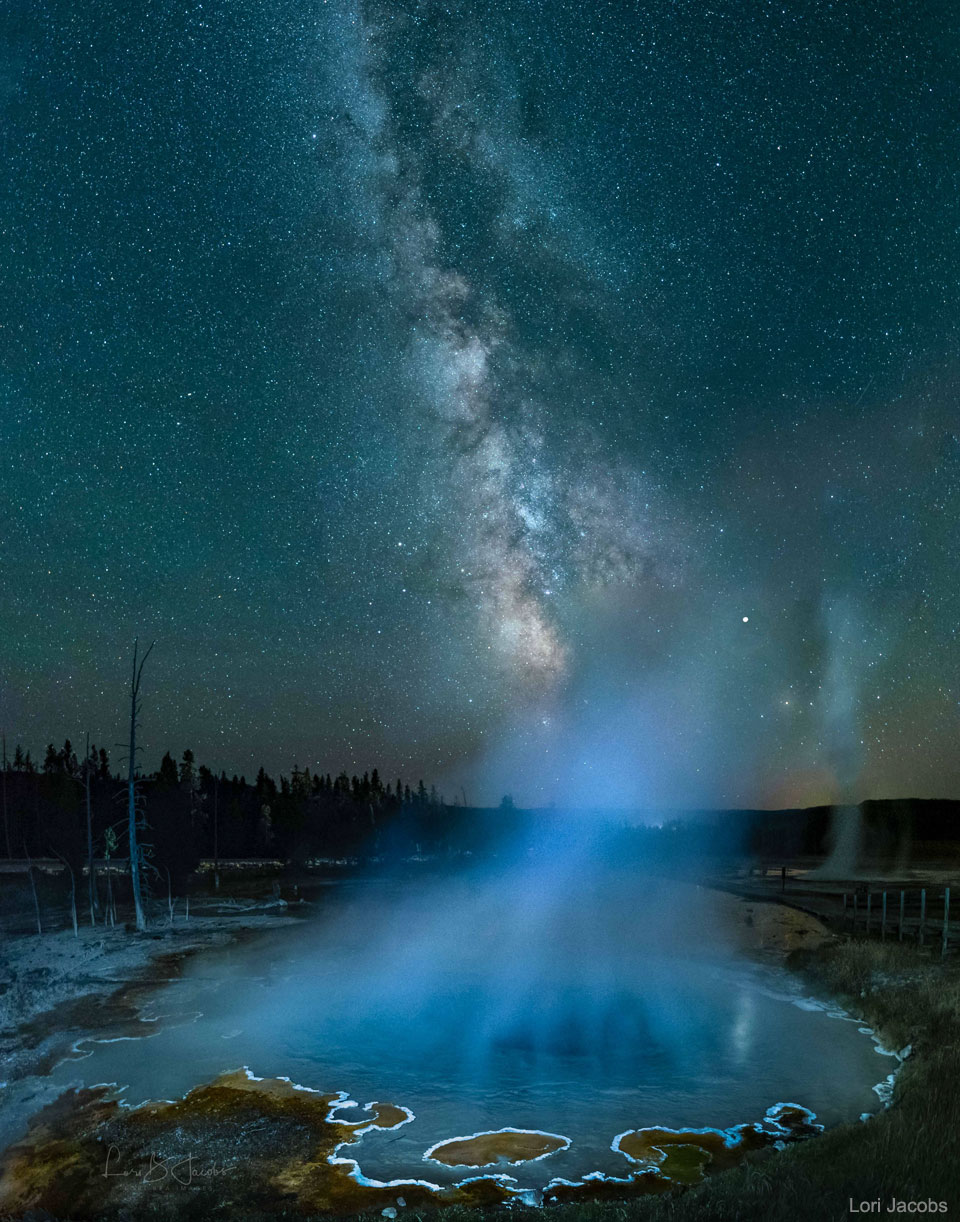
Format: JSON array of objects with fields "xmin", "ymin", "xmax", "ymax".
[{"xmin": 102, "ymin": 1144, "xmax": 233, "ymax": 1186}]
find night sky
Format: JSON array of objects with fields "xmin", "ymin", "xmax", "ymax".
[{"xmin": 2, "ymin": 0, "xmax": 959, "ymax": 808}]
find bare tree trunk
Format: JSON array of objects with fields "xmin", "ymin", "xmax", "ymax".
[
  {"xmin": 33, "ymin": 773, "xmax": 43, "ymax": 858},
  {"xmin": 85, "ymin": 731, "xmax": 97, "ymax": 926},
  {"xmin": 126, "ymin": 639, "xmax": 154, "ymax": 933},
  {"xmin": 53, "ymin": 849, "xmax": 79, "ymax": 937},
  {"xmin": 22, "ymin": 840, "xmax": 42, "ymax": 935},
  {"xmin": 67, "ymin": 862, "xmax": 78, "ymax": 936},
  {"xmin": 213, "ymin": 776, "xmax": 220, "ymax": 892},
  {"xmin": 127, "ymin": 652, "xmax": 145, "ymax": 932},
  {"xmin": 106, "ymin": 871, "xmax": 115, "ymax": 926},
  {"xmin": 1, "ymin": 730, "xmax": 10, "ymax": 859}
]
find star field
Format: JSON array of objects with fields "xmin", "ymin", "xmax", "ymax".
[{"xmin": 1, "ymin": 0, "xmax": 958, "ymax": 807}]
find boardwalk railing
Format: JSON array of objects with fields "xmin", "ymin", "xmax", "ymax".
[{"xmin": 843, "ymin": 885, "xmax": 953, "ymax": 957}]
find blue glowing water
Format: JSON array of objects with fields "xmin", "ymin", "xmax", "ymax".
[{"xmin": 32, "ymin": 872, "xmax": 888, "ymax": 1189}]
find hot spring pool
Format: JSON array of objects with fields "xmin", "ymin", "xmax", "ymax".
[{"xmin": 25, "ymin": 871, "xmax": 891, "ymax": 1194}]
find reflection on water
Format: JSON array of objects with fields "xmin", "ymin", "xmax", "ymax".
[{"xmin": 38, "ymin": 870, "xmax": 885, "ymax": 1189}]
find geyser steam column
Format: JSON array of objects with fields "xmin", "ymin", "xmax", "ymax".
[{"xmin": 811, "ymin": 596, "xmax": 876, "ymax": 878}]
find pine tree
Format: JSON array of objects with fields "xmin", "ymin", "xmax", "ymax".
[
  {"xmin": 59, "ymin": 740, "xmax": 78, "ymax": 776},
  {"xmin": 158, "ymin": 752, "xmax": 178, "ymax": 787},
  {"xmin": 179, "ymin": 748, "xmax": 195, "ymax": 785}
]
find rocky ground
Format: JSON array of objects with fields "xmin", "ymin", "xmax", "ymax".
[
  {"xmin": 731, "ymin": 894, "xmax": 834, "ymax": 955},
  {"xmin": 0, "ymin": 903, "xmax": 301, "ymax": 1085}
]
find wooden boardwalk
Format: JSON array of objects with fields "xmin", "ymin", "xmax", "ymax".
[{"xmin": 708, "ymin": 868, "xmax": 956, "ymax": 957}]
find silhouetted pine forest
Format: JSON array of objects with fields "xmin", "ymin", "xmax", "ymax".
[
  {"xmin": 0, "ymin": 738, "xmax": 458, "ymax": 881},
  {"xmin": 2, "ymin": 735, "xmax": 958, "ymax": 937}
]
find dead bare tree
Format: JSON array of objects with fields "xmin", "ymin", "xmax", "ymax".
[
  {"xmin": 103, "ymin": 826, "xmax": 117, "ymax": 926},
  {"xmin": 125, "ymin": 639, "xmax": 155, "ymax": 933},
  {"xmin": 165, "ymin": 865, "xmax": 175, "ymax": 925},
  {"xmin": 84, "ymin": 731, "xmax": 97, "ymax": 926},
  {"xmin": 2, "ymin": 729, "xmax": 9, "ymax": 858},
  {"xmin": 22, "ymin": 838, "xmax": 42, "ymax": 935},
  {"xmin": 51, "ymin": 846, "xmax": 79, "ymax": 937},
  {"xmin": 212, "ymin": 775, "xmax": 220, "ymax": 892}
]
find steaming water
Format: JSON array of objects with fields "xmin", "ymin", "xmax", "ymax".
[{"xmin": 25, "ymin": 871, "xmax": 887, "ymax": 1190}]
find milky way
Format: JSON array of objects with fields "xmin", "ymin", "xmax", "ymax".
[
  {"xmin": 334, "ymin": 5, "xmax": 669, "ymax": 697},
  {"xmin": 2, "ymin": 0, "xmax": 959, "ymax": 807}
]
